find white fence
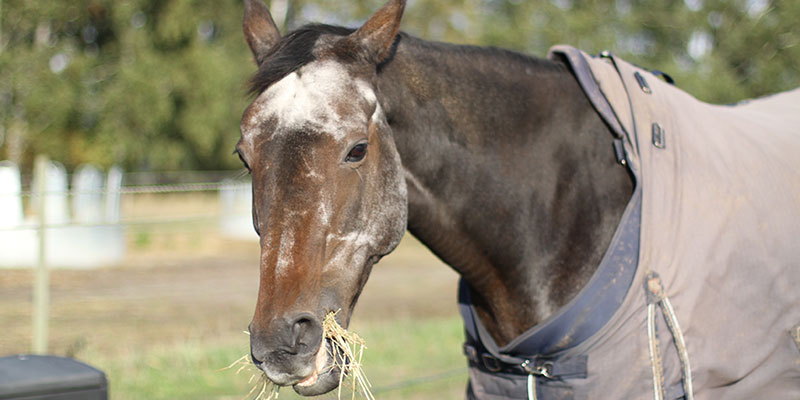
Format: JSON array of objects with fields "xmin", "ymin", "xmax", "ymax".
[
  {"xmin": 1, "ymin": 158, "xmax": 257, "ymax": 354},
  {"xmin": 0, "ymin": 160, "xmax": 256, "ymax": 269}
]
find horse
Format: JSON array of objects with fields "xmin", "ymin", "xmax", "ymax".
[{"xmin": 236, "ymin": 0, "xmax": 800, "ymax": 398}]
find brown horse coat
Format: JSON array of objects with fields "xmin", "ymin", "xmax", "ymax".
[{"xmin": 463, "ymin": 46, "xmax": 800, "ymax": 399}]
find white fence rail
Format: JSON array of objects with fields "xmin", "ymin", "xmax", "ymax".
[
  {"xmin": 0, "ymin": 159, "xmax": 256, "ymax": 269},
  {"xmin": 0, "ymin": 161, "xmax": 124, "ymax": 268}
]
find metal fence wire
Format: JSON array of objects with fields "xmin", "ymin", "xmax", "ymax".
[
  {"xmin": 0, "ymin": 182, "xmax": 243, "ymax": 232},
  {"xmin": 0, "ymin": 161, "xmax": 467, "ymax": 396}
]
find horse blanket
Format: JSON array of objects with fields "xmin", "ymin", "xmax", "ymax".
[{"xmin": 460, "ymin": 46, "xmax": 800, "ymax": 400}]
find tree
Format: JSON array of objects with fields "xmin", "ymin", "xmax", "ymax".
[
  {"xmin": 1, "ymin": 0, "xmax": 797, "ymax": 172},
  {"xmin": 0, "ymin": 0, "xmax": 254, "ymax": 171}
]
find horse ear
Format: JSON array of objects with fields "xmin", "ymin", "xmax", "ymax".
[
  {"xmin": 349, "ymin": 0, "xmax": 406, "ymax": 64},
  {"xmin": 243, "ymin": 0, "xmax": 281, "ymax": 65}
]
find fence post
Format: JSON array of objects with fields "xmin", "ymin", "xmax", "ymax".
[
  {"xmin": 0, "ymin": 0, "xmax": 4, "ymax": 53},
  {"xmin": 33, "ymin": 155, "xmax": 49, "ymax": 354}
]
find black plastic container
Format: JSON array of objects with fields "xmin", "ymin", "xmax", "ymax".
[{"xmin": 0, "ymin": 355, "xmax": 107, "ymax": 400}]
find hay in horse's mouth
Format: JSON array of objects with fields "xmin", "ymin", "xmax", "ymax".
[
  {"xmin": 223, "ymin": 311, "xmax": 373, "ymax": 400},
  {"xmin": 321, "ymin": 310, "xmax": 374, "ymax": 400}
]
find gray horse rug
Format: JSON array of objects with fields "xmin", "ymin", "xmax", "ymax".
[{"xmin": 459, "ymin": 46, "xmax": 800, "ymax": 400}]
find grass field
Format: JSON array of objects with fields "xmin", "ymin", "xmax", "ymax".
[
  {"xmin": 82, "ymin": 317, "xmax": 467, "ymax": 400},
  {"xmin": 0, "ymin": 192, "xmax": 468, "ymax": 399}
]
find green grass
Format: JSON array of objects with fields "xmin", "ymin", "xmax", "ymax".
[{"xmin": 81, "ymin": 317, "xmax": 467, "ymax": 400}]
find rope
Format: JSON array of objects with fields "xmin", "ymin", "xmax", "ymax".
[
  {"xmin": 527, "ymin": 373, "xmax": 537, "ymax": 400},
  {"xmin": 644, "ymin": 271, "xmax": 694, "ymax": 400},
  {"xmin": 647, "ymin": 303, "xmax": 665, "ymax": 400},
  {"xmin": 661, "ymin": 296, "xmax": 694, "ymax": 400}
]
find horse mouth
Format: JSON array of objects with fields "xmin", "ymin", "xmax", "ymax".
[{"xmin": 292, "ymin": 338, "xmax": 341, "ymax": 396}]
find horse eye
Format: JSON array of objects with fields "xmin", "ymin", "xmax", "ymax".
[{"xmin": 345, "ymin": 143, "xmax": 368, "ymax": 163}]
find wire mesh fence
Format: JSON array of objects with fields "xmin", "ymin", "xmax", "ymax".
[{"xmin": 0, "ymin": 160, "xmax": 467, "ymax": 399}]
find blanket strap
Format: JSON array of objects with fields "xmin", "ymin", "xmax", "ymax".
[{"xmin": 644, "ymin": 271, "xmax": 694, "ymax": 400}]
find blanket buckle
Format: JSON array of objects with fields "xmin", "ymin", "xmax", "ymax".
[{"xmin": 481, "ymin": 354, "xmax": 502, "ymax": 372}]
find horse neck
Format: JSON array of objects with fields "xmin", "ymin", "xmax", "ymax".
[{"xmin": 377, "ymin": 35, "xmax": 634, "ymax": 345}]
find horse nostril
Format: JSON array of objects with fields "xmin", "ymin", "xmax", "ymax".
[
  {"xmin": 292, "ymin": 319, "xmax": 307, "ymax": 346},
  {"xmin": 288, "ymin": 313, "xmax": 322, "ymax": 355}
]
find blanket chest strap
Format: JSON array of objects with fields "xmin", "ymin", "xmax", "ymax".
[{"xmin": 644, "ymin": 272, "xmax": 694, "ymax": 400}]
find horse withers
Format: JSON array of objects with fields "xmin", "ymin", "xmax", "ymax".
[{"xmin": 237, "ymin": 0, "xmax": 800, "ymax": 398}]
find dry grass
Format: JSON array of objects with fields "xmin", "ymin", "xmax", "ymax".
[
  {"xmin": 323, "ymin": 311, "xmax": 374, "ymax": 400},
  {"xmin": 219, "ymin": 353, "xmax": 280, "ymax": 400}
]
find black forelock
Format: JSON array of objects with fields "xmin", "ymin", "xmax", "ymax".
[{"xmin": 248, "ymin": 24, "xmax": 356, "ymax": 96}]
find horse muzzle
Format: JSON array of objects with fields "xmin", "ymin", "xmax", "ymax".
[{"xmin": 249, "ymin": 313, "xmax": 341, "ymax": 395}]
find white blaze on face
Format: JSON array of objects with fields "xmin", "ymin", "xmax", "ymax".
[
  {"xmin": 241, "ymin": 58, "xmax": 400, "ymax": 280},
  {"xmin": 242, "ymin": 60, "xmax": 376, "ymax": 145},
  {"xmin": 275, "ymin": 229, "xmax": 295, "ymax": 277}
]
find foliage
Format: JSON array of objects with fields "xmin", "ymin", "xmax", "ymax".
[
  {"xmin": 0, "ymin": 0, "xmax": 253, "ymax": 171},
  {"xmin": 1, "ymin": 0, "xmax": 797, "ymax": 171}
]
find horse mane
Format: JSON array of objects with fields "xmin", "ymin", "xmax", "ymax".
[
  {"xmin": 248, "ymin": 24, "xmax": 355, "ymax": 96},
  {"xmin": 248, "ymin": 23, "xmax": 565, "ymax": 96},
  {"xmin": 403, "ymin": 33, "xmax": 567, "ymax": 75}
]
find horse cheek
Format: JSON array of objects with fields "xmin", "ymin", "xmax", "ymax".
[{"xmin": 376, "ymin": 138, "xmax": 408, "ymax": 254}]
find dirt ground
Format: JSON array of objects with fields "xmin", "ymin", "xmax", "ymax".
[{"xmin": 0, "ymin": 229, "xmax": 460, "ymax": 358}]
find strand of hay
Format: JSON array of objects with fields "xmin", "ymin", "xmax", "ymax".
[
  {"xmin": 323, "ymin": 311, "xmax": 375, "ymax": 400},
  {"xmin": 219, "ymin": 353, "xmax": 280, "ymax": 400}
]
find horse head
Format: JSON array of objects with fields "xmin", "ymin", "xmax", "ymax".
[{"xmin": 238, "ymin": 0, "xmax": 408, "ymax": 395}]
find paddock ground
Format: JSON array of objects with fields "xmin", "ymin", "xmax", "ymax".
[{"xmin": 0, "ymin": 193, "xmax": 467, "ymax": 399}]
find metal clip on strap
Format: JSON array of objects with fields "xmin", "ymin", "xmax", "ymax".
[
  {"xmin": 521, "ymin": 359, "xmax": 556, "ymax": 400},
  {"xmin": 521, "ymin": 359, "xmax": 554, "ymax": 378}
]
